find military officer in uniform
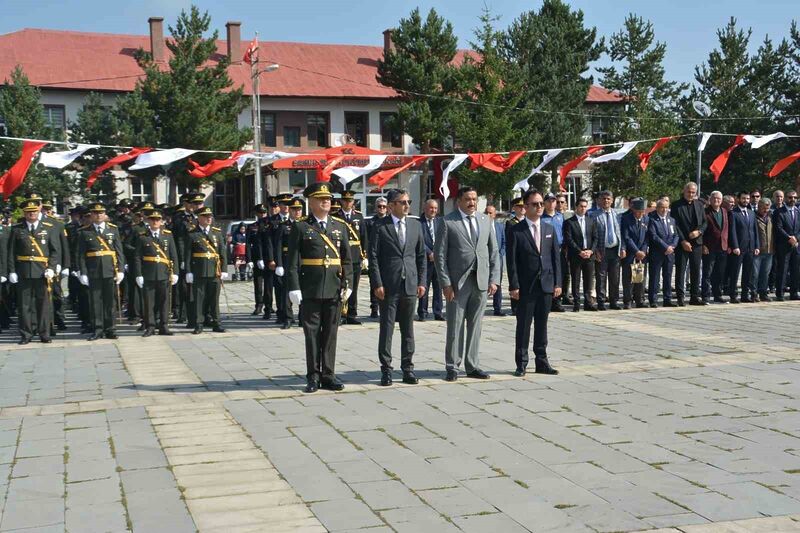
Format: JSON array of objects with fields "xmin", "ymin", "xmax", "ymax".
[
  {"xmin": 273, "ymin": 197, "xmax": 303, "ymax": 329},
  {"xmin": 171, "ymin": 192, "xmax": 204, "ymax": 324},
  {"xmin": 184, "ymin": 206, "xmax": 229, "ymax": 334},
  {"xmin": 134, "ymin": 210, "xmax": 179, "ymax": 336},
  {"xmin": 78, "ymin": 202, "xmax": 125, "ymax": 340},
  {"xmin": 7, "ymin": 198, "xmax": 59, "ymax": 344},
  {"xmin": 121, "ymin": 202, "xmax": 154, "ymax": 324},
  {"xmin": 38, "ymin": 198, "xmax": 70, "ymax": 331},
  {"xmin": 248, "ymin": 203, "xmax": 273, "ymax": 317},
  {"xmin": 66, "ymin": 206, "xmax": 84, "ymax": 312},
  {"xmin": 287, "ymin": 182, "xmax": 353, "ymax": 393},
  {"xmin": 334, "ymin": 189, "xmax": 368, "ymax": 325}
]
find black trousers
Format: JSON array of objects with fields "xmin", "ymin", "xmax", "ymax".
[
  {"xmin": 702, "ymin": 251, "xmax": 727, "ymax": 299},
  {"xmin": 676, "ymin": 245, "xmax": 702, "ymax": 299},
  {"xmin": 143, "ymin": 280, "xmax": 171, "ymax": 330},
  {"xmin": 560, "ymin": 249, "xmax": 571, "ymax": 302},
  {"xmin": 621, "ymin": 262, "xmax": 645, "ymax": 305},
  {"xmin": 301, "ymin": 298, "xmax": 342, "ymax": 382},
  {"xmin": 595, "ymin": 247, "xmax": 620, "ymax": 305},
  {"xmin": 125, "ymin": 270, "xmax": 141, "ymax": 319},
  {"xmin": 514, "ymin": 281, "xmax": 552, "ymax": 371},
  {"xmin": 78, "ymin": 284, "xmax": 90, "ymax": 327},
  {"xmin": 649, "ymin": 254, "xmax": 675, "ymax": 303},
  {"xmin": 493, "ymin": 262, "xmax": 504, "ymax": 312},
  {"xmin": 275, "ymin": 274, "xmax": 288, "ymax": 321},
  {"xmin": 192, "ymin": 277, "xmax": 221, "ymax": 326},
  {"xmin": 176, "ymin": 270, "xmax": 190, "ymax": 322},
  {"xmin": 776, "ymin": 249, "xmax": 800, "ymax": 298},
  {"xmin": 88, "ymin": 277, "xmax": 117, "ymax": 335},
  {"xmin": 417, "ymin": 260, "xmax": 443, "ymax": 318},
  {"xmin": 378, "ymin": 293, "xmax": 416, "ymax": 371},
  {"xmin": 52, "ymin": 277, "xmax": 66, "ymax": 327},
  {"xmin": 68, "ymin": 274, "xmax": 80, "ymax": 308},
  {"xmin": 16, "ymin": 278, "xmax": 51, "ymax": 340},
  {"xmin": 728, "ymin": 251, "xmax": 756, "ymax": 299},
  {"xmin": 346, "ymin": 263, "xmax": 361, "ymax": 318},
  {"xmin": 570, "ymin": 256, "xmax": 594, "ymax": 306}
]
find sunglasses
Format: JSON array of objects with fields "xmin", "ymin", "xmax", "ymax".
[
  {"xmin": 392, "ymin": 200, "xmax": 412, "ymax": 206},
  {"xmin": 526, "ymin": 202, "xmax": 544, "ymax": 208},
  {"xmin": 557, "ymin": 200, "xmax": 567, "ymax": 204},
  {"xmin": 788, "ymin": 196, "xmax": 798, "ymax": 199},
  {"xmin": 376, "ymin": 205, "xmax": 387, "ymax": 209}
]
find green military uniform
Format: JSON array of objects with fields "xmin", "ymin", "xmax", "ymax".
[
  {"xmin": 184, "ymin": 206, "xmax": 228, "ymax": 333},
  {"xmin": 334, "ymin": 189, "xmax": 368, "ymax": 324},
  {"xmin": 274, "ymin": 197, "xmax": 304, "ymax": 329},
  {"xmin": 134, "ymin": 211, "xmax": 179, "ymax": 335},
  {"xmin": 171, "ymin": 193, "xmax": 204, "ymax": 325},
  {"xmin": 43, "ymin": 212, "xmax": 70, "ymax": 331},
  {"xmin": 287, "ymin": 183, "xmax": 352, "ymax": 392},
  {"xmin": 7, "ymin": 199, "xmax": 59, "ymax": 344},
  {"xmin": 121, "ymin": 202, "xmax": 155, "ymax": 322},
  {"xmin": 248, "ymin": 205, "xmax": 273, "ymax": 317},
  {"xmin": 78, "ymin": 203, "xmax": 125, "ymax": 339}
]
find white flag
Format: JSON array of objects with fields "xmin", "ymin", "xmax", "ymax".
[
  {"xmin": 698, "ymin": 132, "xmax": 713, "ymax": 152},
  {"xmin": 514, "ymin": 149, "xmax": 562, "ymax": 191},
  {"xmin": 236, "ymin": 151, "xmax": 294, "ymax": 171},
  {"xmin": 591, "ymin": 141, "xmax": 638, "ymax": 163},
  {"xmin": 440, "ymin": 154, "xmax": 468, "ymax": 201},
  {"xmin": 334, "ymin": 156, "xmax": 388, "ymax": 185},
  {"xmin": 129, "ymin": 148, "xmax": 198, "ymax": 170},
  {"xmin": 39, "ymin": 144, "xmax": 98, "ymax": 169},
  {"xmin": 744, "ymin": 132, "xmax": 787, "ymax": 149}
]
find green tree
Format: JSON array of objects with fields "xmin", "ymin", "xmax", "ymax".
[
  {"xmin": 501, "ymin": 0, "xmax": 603, "ymax": 192},
  {"xmin": 377, "ymin": 7, "xmax": 462, "ymax": 202}
]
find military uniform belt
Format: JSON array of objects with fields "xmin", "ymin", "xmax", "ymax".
[
  {"xmin": 86, "ymin": 250, "xmax": 116, "ymax": 258},
  {"xmin": 301, "ymin": 258, "xmax": 341, "ymax": 267},
  {"xmin": 282, "ymin": 247, "xmax": 289, "ymax": 252},
  {"xmin": 143, "ymin": 256, "xmax": 170, "ymax": 264},
  {"xmin": 192, "ymin": 252, "xmax": 216, "ymax": 259},
  {"xmin": 16, "ymin": 256, "xmax": 48, "ymax": 263}
]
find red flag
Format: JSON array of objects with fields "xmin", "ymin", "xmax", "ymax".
[
  {"xmin": 86, "ymin": 147, "xmax": 151, "ymax": 189},
  {"xmin": 468, "ymin": 151, "xmax": 527, "ymax": 173},
  {"xmin": 639, "ymin": 136, "xmax": 674, "ymax": 172},
  {"xmin": 315, "ymin": 155, "xmax": 347, "ymax": 182},
  {"xmin": 369, "ymin": 156, "xmax": 427, "ymax": 188},
  {"xmin": 188, "ymin": 151, "xmax": 250, "ymax": 178},
  {"xmin": 710, "ymin": 135, "xmax": 746, "ymax": 183},
  {"xmin": 0, "ymin": 141, "xmax": 49, "ymax": 199},
  {"xmin": 767, "ymin": 150, "xmax": 800, "ymax": 178},
  {"xmin": 559, "ymin": 146, "xmax": 603, "ymax": 190},
  {"xmin": 243, "ymin": 37, "xmax": 258, "ymax": 65}
]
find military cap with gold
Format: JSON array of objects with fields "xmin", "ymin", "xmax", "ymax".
[
  {"xmin": 136, "ymin": 201, "xmax": 157, "ymax": 214},
  {"xmin": 303, "ymin": 182, "xmax": 333, "ymax": 199},
  {"xmin": 341, "ymin": 190, "xmax": 357, "ymax": 200},
  {"xmin": 24, "ymin": 192, "xmax": 43, "ymax": 201},
  {"xmin": 117, "ymin": 198, "xmax": 135, "ymax": 209},
  {"xmin": 287, "ymin": 197, "xmax": 304, "ymax": 209},
  {"xmin": 20, "ymin": 198, "xmax": 42, "ymax": 212},
  {"xmin": 88, "ymin": 202, "xmax": 107, "ymax": 213},
  {"xmin": 195, "ymin": 206, "xmax": 213, "ymax": 217},
  {"xmin": 145, "ymin": 210, "xmax": 163, "ymax": 219},
  {"xmin": 188, "ymin": 192, "xmax": 205, "ymax": 204},
  {"xmin": 275, "ymin": 192, "xmax": 293, "ymax": 203},
  {"xmin": 253, "ymin": 203, "xmax": 268, "ymax": 213},
  {"xmin": 511, "ymin": 197, "xmax": 524, "ymax": 207},
  {"xmin": 41, "ymin": 198, "xmax": 54, "ymax": 209}
]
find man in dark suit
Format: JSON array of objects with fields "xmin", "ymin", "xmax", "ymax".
[
  {"xmin": 563, "ymin": 198, "xmax": 597, "ymax": 312},
  {"xmin": 485, "ymin": 204, "xmax": 507, "ymax": 316},
  {"xmin": 417, "ymin": 199, "xmax": 444, "ymax": 321},
  {"xmin": 620, "ymin": 198, "xmax": 649, "ymax": 309},
  {"xmin": 590, "ymin": 190, "xmax": 626, "ymax": 310},
  {"xmin": 366, "ymin": 197, "xmax": 389, "ymax": 318},
  {"xmin": 671, "ymin": 182, "xmax": 708, "ymax": 306},
  {"xmin": 506, "ymin": 189, "xmax": 561, "ymax": 376},
  {"xmin": 369, "ymin": 189, "xmax": 426, "ymax": 386},
  {"xmin": 728, "ymin": 191, "xmax": 760, "ymax": 303},
  {"xmin": 773, "ymin": 190, "xmax": 800, "ymax": 301},
  {"xmin": 701, "ymin": 191, "xmax": 731, "ymax": 303},
  {"xmin": 505, "ymin": 197, "xmax": 526, "ymax": 316},
  {"xmin": 647, "ymin": 198, "xmax": 680, "ymax": 307}
]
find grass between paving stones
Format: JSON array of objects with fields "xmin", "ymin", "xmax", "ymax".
[{"xmin": 318, "ymin": 416, "xmax": 363, "ymax": 451}]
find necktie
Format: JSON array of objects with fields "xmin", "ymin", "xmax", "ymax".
[
  {"xmin": 531, "ymin": 222, "xmax": 540, "ymax": 250},
  {"xmin": 96, "ymin": 225, "xmax": 102, "ymax": 234},
  {"xmin": 605, "ymin": 212, "xmax": 614, "ymax": 247},
  {"xmin": 578, "ymin": 217, "xmax": 586, "ymax": 245},
  {"xmin": 468, "ymin": 215, "xmax": 478, "ymax": 246},
  {"xmin": 429, "ymin": 219, "xmax": 435, "ymax": 243},
  {"xmin": 29, "ymin": 224, "xmax": 34, "ymax": 233},
  {"xmin": 153, "ymin": 232, "xmax": 159, "ymax": 240},
  {"xmin": 398, "ymin": 219, "xmax": 406, "ymax": 247},
  {"xmin": 320, "ymin": 221, "xmax": 326, "ymax": 232}
]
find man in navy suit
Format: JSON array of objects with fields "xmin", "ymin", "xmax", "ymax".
[
  {"xmin": 485, "ymin": 205, "xmax": 506, "ymax": 316},
  {"xmin": 773, "ymin": 190, "xmax": 800, "ymax": 301},
  {"xmin": 506, "ymin": 189, "xmax": 562, "ymax": 376},
  {"xmin": 417, "ymin": 199, "xmax": 444, "ymax": 321},
  {"xmin": 647, "ymin": 198, "xmax": 680, "ymax": 307},
  {"xmin": 727, "ymin": 191, "xmax": 760, "ymax": 303},
  {"xmin": 620, "ymin": 198, "xmax": 649, "ymax": 309}
]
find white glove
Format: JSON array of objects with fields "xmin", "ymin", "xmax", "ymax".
[
  {"xmin": 71, "ymin": 270, "xmax": 79, "ymax": 278},
  {"xmin": 124, "ymin": 264, "xmax": 129, "ymax": 273},
  {"xmin": 186, "ymin": 273, "xmax": 194, "ymax": 284},
  {"xmin": 135, "ymin": 276, "xmax": 144, "ymax": 288},
  {"xmin": 9, "ymin": 273, "xmax": 18, "ymax": 284},
  {"xmin": 343, "ymin": 288, "xmax": 353, "ymax": 301},
  {"xmin": 257, "ymin": 259, "xmax": 265, "ymax": 270},
  {"xmin": 221, "ymin": 272, "xmax": 230, "ymax": 281},
  {"xmin": 115, "ymin": 272, "xmax": 125, "ymax": 284},
  {"xmin": 289, "ymin": 290, "xmax": 303, "ymax": 306},
  {"xmin": 275, "ymin": 266, "xmax": 284, "ymax": 277},
  {"xmin": 170, "ymin": 274, "xmax": 179, "ymax": 286},
  {"xmin": 61, "ymin": 268, "xmax": 69, "ymax": 277},
  {"xmin": 79, "ymin": 275, "xmax": 89, "ymax": 286},
  {"xmin": 56, "ymin": 264, "xmax": 62, "ymax": 276},
  {"xmin": 180, "ymin": 262, "xmax": 185, "ymax": 270},
  {"xmin": 44, "ymin": 269, "xmax": 55, "ymax": 280},
  {"xmin": 247, "ymin": 262, "xmax": 254, "ymax": 269},
  {"xmin": 362, "ymin": 258, "xmax": 369, "ymax": 269},
  {"xmin": 0, "ymin": 276, "xmax": 6, "ymax": 283}
]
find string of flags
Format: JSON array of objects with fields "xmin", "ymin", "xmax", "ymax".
[{"xmin": 0, "ymin": 131, "xmax": 798, "ymax": 201}]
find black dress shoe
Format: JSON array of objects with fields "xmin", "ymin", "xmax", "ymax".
[
  {"xmin": 281, "ymin": 321, "xmax": 291, "ymax": 330},
  {"xmin": 467, "ymin": 369, "xmax": 490, "ymax": 379},
  {"xmin": 713, "ymin": 297, "xmax": 727, "ymax": 304},
  {"xmin": 87, "ymin": 333, "xmax": 100, "ymax": 341},
  {"xmin": 729, "ymin": 297, "xmax": 741, "ymax": 304},
  {"xmin": 18, "ymin": 338, "xmax": 30, "ymax": 345},
  {"xmin": 320, "ymin": 379, "xmax": 345, "ymax": 391},
  {"xmin": 564, "ymin": 296, "xmax": 574, "ymax": 306},
  {"xmin": 434, "ymin": 315, "xmax": 445, "ymax": 321},
  {"xmin": 41, "ymin": 338, "xmax": 52, "ymax": 344},
  {"xmin": 493, "ymin": 310, "xmax": 507, "ymax": 316},
  {"xmin": 305, "ymin": 380, "xmax": 319, "ymax": 393},
  {"xmin": 402, "ymin": 371, "xmax": 419, "ymax": 385},
  {"xmin": 192, "ymin": 327, "xmax": 203, "ymax": 334},
  {"xmin": 609, "ymin": 304, "xmax": 622, "ymax": 310},
  {"xmin": 689, "ymin": 298, "xmax": 708, "ymax": 306},
  {"xmin": 252, "ymin": 304, "xmax": 263, "ymax": 316},
  {"xmin": 649, "ymin": 302, "xmax": 657, "ymax": 308},
  {"xmin": 622, "ymin": 303, "xmax": 630, "ymax": 310},
  {"xmin": 585, "ymin": 305, "xmax": 599, "ymax": 312},
  {"xmin": 663, "ymin": 301, "xmax": 676, "ymax": 307},
  {"xmin": 759, "ymin": 294, "xmax": 771, "ymax": 302},
  {"xmin": 344, "ymin": 317, "xmax": 362, "ymax": 325},
  {"xmin": 158, "ymin": 328, "xmax": 174, "ymax": 336},
  {"xmin": 380, "ymin": 371, "xmax": 393, "ymax": 386},
  {"xmin": 445, "ymin": 369, "xmax": 458, "ymax": 382},
  {"xmin": 573, "ymin": 305, "xmax": 580, "ymax": 312},
  {"xmin": 551, "ymin": 305, "xmax": 566, "ymax": 313},
  {"xmin": 370, "ymin": 310, "xmax": 379, "ymax": 319},
  {"xmin": 535, "ymin": 364, "xmax": 559, "ymax": 375},
  {"xmin": 105, "ymin": 332, "xmax": 118, "ymax": 340},
  {"xmin": 596, "ymin": 304, "xmax": 606, "ymax": 311},
  {"xmin": 416, "ymin": 315, "xmax": 426, "ymax": 322},
  {"xmin": 142, "ymin": 328, "xmax": 154, "ymax": 338},
  {"xmin": 677, "ymin": 298, "xmax": 686, "ymax": 307},
  {"xmin": 513, "ymin": 368, "xmax": 526, "ymax": 377},
  {"xmin": 212, "ymin": 326, "xmax": 226, "ymax": 333}
]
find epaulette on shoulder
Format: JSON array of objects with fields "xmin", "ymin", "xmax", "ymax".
[
  {"xmin": 41, "ymin": 221, "xmax": 53, "ymax": 227},
  {"xmin": 297, "ymin": 216, "xmax": 308, "ymax": 222},
  {"xmin": 108, "ymin": 222, "xmax": 117, "ymax": 228},
  {"xmin": 163, "ymin": 229, "xmax": 172, "ymax": 234},
  {"xmin": 212, "ymin": 226, "xmax": 221, "ymax": 231},
  {"xmin": 330, "ymin": 216, "xmax": 347, "ymax": 224}
]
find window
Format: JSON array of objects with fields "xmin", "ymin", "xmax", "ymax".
[
  {"xmin": 345, "ymin": 112, "xmax": 369, "ymax": 147},
  {"xmin": 307, "ymin": 113, "xmax": 329, "ymax": 148},
  {"xmin": 380, "ymin": 112, "xmax": 402, "ymax": 149},
  {"xmin": 283, "ymin": 126, "xmax": 301, "ymax": 147},
  {"xmin": 43, "ymin": 105, "xmax": 66, "ymax": 132},
  {"xmin": 214, "ymin": 179, "xmax": 240, "ymax": 218},
  {"xmin": 260, "ymin": 112, "xmax": 276, "ymax": 147},
  {"xmin": 585, "ymin": 116, "xmax": 607, "ymax": 143},
  {"xmin": 130, "ymin": 177, "xmax": 153, "ymax": 203}
]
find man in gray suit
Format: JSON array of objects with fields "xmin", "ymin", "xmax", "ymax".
[
  {"xmin": 590, "ymin": 190, "xmax": 626, "ymax": 310},
  {"xmin": 369, "ymin": 189, "xmax": 427, "ymax": 386},
  {"xmin": 435, "ymin": 186, "xmax": 501, "ymax": 381}
]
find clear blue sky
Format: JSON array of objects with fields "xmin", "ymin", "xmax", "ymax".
[{"xmin": 0, "ymin": 0, "xmax": 795, "ymax": 84}]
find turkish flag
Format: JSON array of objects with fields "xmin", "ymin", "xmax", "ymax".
[
  {"xmin": 710, "ymin": 135, "xmax": 746, "ymax": 183},
  {"xmin": 468, "ymin": 151, "xmax": 526, "ymax": 173},
  {"xmin": 559, "ymin": 146, "xmax": 603, "ymax": 190},
  {"xmin": 368, "ymin": 156, "xmax": 427, "ymax": 188},
  {"xmin": 0, "ymin": 141, "xmax": 49, "ymax": 199},
  {"xmin": 639, "ymin": 137, "xmax": 674, "ymax": 172},
  {"xmin": 768, "ymin": 150, "xmax": 800, "ymax": 178},
  {"xmin": 188, "ymin": 151, "xmax": 250, "ymax": 178},
  {"xmin": 315, "ymin": 155, "xmax": 347, "ymax": 182},
  {"xmin": 243, "ymin": 37, "xmax": 258, "ymax": 65},
  {"xmin": 86, "ymin": 147, "xmax": 151, "ymax": 189}
]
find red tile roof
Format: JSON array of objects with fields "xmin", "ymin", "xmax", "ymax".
[{"xmin": 0, "ymin": 28, "xmax": 624, "ymax": 103}]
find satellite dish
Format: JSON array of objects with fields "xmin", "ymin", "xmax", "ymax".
[{"xmin": 692, "ymin": 101, "xmax": 712, "ymax": 117}]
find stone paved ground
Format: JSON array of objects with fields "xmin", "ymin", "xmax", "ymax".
[{"xmin": 1, "ymin": 276, "xmax": 800, "ymax": 531}]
